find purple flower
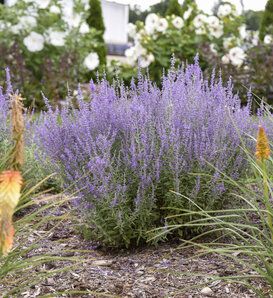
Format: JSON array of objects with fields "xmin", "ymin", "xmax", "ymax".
[{"xmin": 30, "ymin": 59, "xmax": 261, "ymax": 245}]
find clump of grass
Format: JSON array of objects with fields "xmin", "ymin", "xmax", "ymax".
[{"xmin": 148, "ymin": 124, "xmax": 273, "ymax": 296}]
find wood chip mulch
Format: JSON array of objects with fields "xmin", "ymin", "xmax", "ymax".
[{"xmin": 0, "ymin": 198, "xmax": 270, "ymax": 298}]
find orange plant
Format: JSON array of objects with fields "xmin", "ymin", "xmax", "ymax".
[{"xmin": 0, "ymin": 94, "xmax": 24, "ymax": 255}]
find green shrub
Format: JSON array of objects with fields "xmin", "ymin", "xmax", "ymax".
[
  {"xmin": 87, "ymin": 0, "xmax": 107, "ymax": 67},
  {"xmin": 244, "ymin": 10, "xmax": 263, "ymax": 31},
  {"xmin": 166, "ymin": 0, "xmax": 183, "ymax": 17},
  {"xmin": 259, "ymin": 0, "xmax": 273, "ymax": 40},
  {"xmin": 0, "ymin": 0, "xmax": 105, "ymax": 109}
]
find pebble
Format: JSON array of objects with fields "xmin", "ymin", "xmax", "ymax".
[
  {"xmin": 201, "ymin": 286, "xmax": 214, "ymax": 296},
  {"xmin": 92, "ymin": 260, "xmax": 113, "ymax": 266},
  {"xmin": 136, "ymin": 270, "xmax": 145, "ymax": 276}
]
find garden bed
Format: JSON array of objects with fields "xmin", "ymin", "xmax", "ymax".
[{"xmin": 0, "ymin": 199, "xmax": 267, "ymax": 298}]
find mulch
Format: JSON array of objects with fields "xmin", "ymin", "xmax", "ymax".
[{"xmin": 0, "ymin": 197, "xmax": 269, "ymax": 298}]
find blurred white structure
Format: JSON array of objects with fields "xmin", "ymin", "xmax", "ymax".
[{"xmin": 101, "ymin": 0, "xmax": 129, "ymax": 45}]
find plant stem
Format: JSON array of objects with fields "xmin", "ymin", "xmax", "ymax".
[{"xmin": 262, "ymin": 160, "xmax": 273, "ymax": 241}]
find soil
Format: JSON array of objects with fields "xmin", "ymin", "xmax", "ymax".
[{"xmin": 0, "ymin": 197, "xmax": 270, "ymax": 298}]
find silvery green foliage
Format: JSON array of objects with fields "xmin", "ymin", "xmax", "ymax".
[
  {"xmin": 34, "ymin": 59, "xmax": 255, "ymax": 247},
  {"xmin": 0, "ymin": 69, "xmax": 12, "ymax": 144}
]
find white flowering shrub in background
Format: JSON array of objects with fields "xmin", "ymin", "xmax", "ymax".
[
  {"xmin": 119, "ymin": 0, "xmax": 273, "ymax": 84},
  {"xmin": 0, "ymin": 0, "xmax": 104, "ymax": 107},
  {"xmin": 219, "ymin": 27, "xmax": 273, "ymax": 106},
  {"xmin": 206, "ymin": 2, "xmax": 273, "ymax": 105},
  {"xmin": 123, "ymin": 1, "xmax": 243, "ymax": 73}
]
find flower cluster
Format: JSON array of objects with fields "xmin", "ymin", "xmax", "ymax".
[
  {"xmin": 0, "ymin": 0, "xmax": 100, "ymax": 71},
  {"xmin": 256, "ymin": 126, "xmax": 270, "ymax": 161},
  {"xmin": 124, "ymin": 1, "xmax": 244, "ymax": 70},
  {"xmin": 33, "ymin": 59, "xmax": 254, "ymax": 246},
  {"xmin": 124, "ymin": 0, "xmax": 273, "ymax": 75},
  {"xmin": 0, "ymin": 70, "xmax": 12, "ymax": 143},
  {"xmin": 0, "ymin": 170, "xmax": 22, "ymax": 255}
]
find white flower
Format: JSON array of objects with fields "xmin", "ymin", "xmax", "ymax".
[
  {"xmin": 172, "ymin": 16, "xmax": 184, "ymax": 29},
  {"xmin": 217, "ymin": 4, "xmax": 232, "ymax": 18},
  {"xmin": 210, "ymin": 25, "xmax": 223, "ymax": 38},
  {"xmin": 221, "ymin": 55, "xmax": 230, "ymax": 64},
  {"xmin": 134, "ymin": 42, "xmax": 147, "ymax": 57},
  {"xmin": 60, "ymin": 0, "xmax": 74, "ymax": 20},
  {"xmin": 84, "ymin": 52, "xmax": 99, "ymax": 70},
  {"xmin": 239, "ymin": 25, "xmax": 247, "ymax": 39},
  {"xmin": 19, "ymin": 16, "xmax": 37, "ymax": 29},
  {"xmin": 207, "ymin": 16, "xmax": 220, "ymax": 28},
  {"xmin": 127, "ymin": 23, "xmax": 136, "ymax": 38},
  {"xmin": 183, "ymin": 8, "xmax": 192, "ymax": 20},
  {"xmin": 145, "ymin": 13, "xmax": 159, "ymax": 35},
  {"xmin": 135, "ymin": 29, "xmax": 145, "ymax": 42},
  {"xmin": 210, "ymin": 44, "xmax": 217, "ymax": 54},
  {"xmin": 25, "ymin": 5, "xmax": 39, "ymax": 17},
  {"xmin": 66, "ymin": 13, "xmax": 82, "ymax": 28},
  {"xmin": 223, "ymin": 37, "xmax": 234, "ymax": 49},
  {"xmin": 195, "ymin": 27, "xmax": 206, "ymax": 35},
  {"xmin": 125, "ymin": 47, "xmax": 138, "ymax": 65},
  {"xmin": 50, "ymin": 5, "xmax": 61, "ymax": 14},
  {"xmin": 252, "ymin": 31, "xmax": 259, "ymax": 46},
  {"xmin": 6, "ymin": 0, "xmax": 17, "ymax": 6},
  {"xmin": 10, "ymin": 23, "xmax": 23, "ymax": 34},
  {"xmin": 79, "ymin": 22, "xmax": 90, "ymax": 34},
  {"xmin": 46, "ymin": 30, "xmax": 66, "ymax": 47},
  {"xmin": 125, "ymin": 47, "xmax": 136, "ymax": 58},
  {"xmin": 35, "ymin": 0, "xmax": 51, "ymax": 9},
  {"xmin": 264, "ymin": 35, "xmax": 273, "ymax": 45},
  {"xmin": 147, "ymin": 53, "xmax": 155, "ymax": 63},
  {"xmin": 0, "ymin": 21, "xmax": 5, "ymax": 31},
  {"xmin": 23, "ymin": 32, "xmax": 45, "ymax": 52},
  {"xmin": 139, "ymin": 53, "xmax": 154, "ymax": 68},
  {"xmin": 139, "ymin": 57, "xmax": 149, "ymax": 68},
  {"xmin": 193, "ymin": 14, "xmax": 207, "ymax": 29},
  {"xmin": 228, "ymin": 46, "xmax": 245, "ymax": 67},
  {"xmin": 157, "ymin": 18, "xmax": 168, "ymax": 33},
  {"xmin": 81, "ymin": 0, "xmax": 90, "ymax": 10}
]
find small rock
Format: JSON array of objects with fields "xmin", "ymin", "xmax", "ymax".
[
  {"xmin": 201, "ymin": 287, "xmax": 214, "ymax": 296},
  {"xmin": 136, "ymin": 270, "xmax": 145, "ymax": 276},
  {"xmin": 144, "ymin": 276, "xmax": 156, "ymax": 282},
  {"xmin": 46, "ymin": 277, "xmax": 54, "ymax": 285},
  {"xmin": 92, "ymin": 260, "xmax": 113, "ymax": 266}
]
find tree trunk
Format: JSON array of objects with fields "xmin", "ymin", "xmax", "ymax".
[{"xmin": 240, "ymin": 0, "xmax": 245, "ymax": 12}]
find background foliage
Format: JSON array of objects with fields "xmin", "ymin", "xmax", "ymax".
[
  {"xmin": 259, "ymin": 0, "xmax": 273, "ymax": 40},
  {"xmin": 87, "ymin": 0, "xmax": 107, "ymax": 66},
  {"xmin": 0, "ymin": 0, "xmax": 106, "ymax": 108}
]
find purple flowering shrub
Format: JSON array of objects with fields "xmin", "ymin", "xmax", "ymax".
[
  {"xmin": 0, "ymin": 69, "xmax": 14, "ymax": 154},
  {"xmin": 0, "ymin": 88, "xmax": 9, "ymax": 143},
  {"xmin": 0, "ymin": 69, "xmax": 13, "ymax": 135},
  {"xmin": 34, "ymin": 59, "xmax": 254, "ymax": 247}
]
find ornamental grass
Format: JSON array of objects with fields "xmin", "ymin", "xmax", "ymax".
[{"xmin": 151, "ymin": 122, "xmax": 273, "ymax": 296}]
